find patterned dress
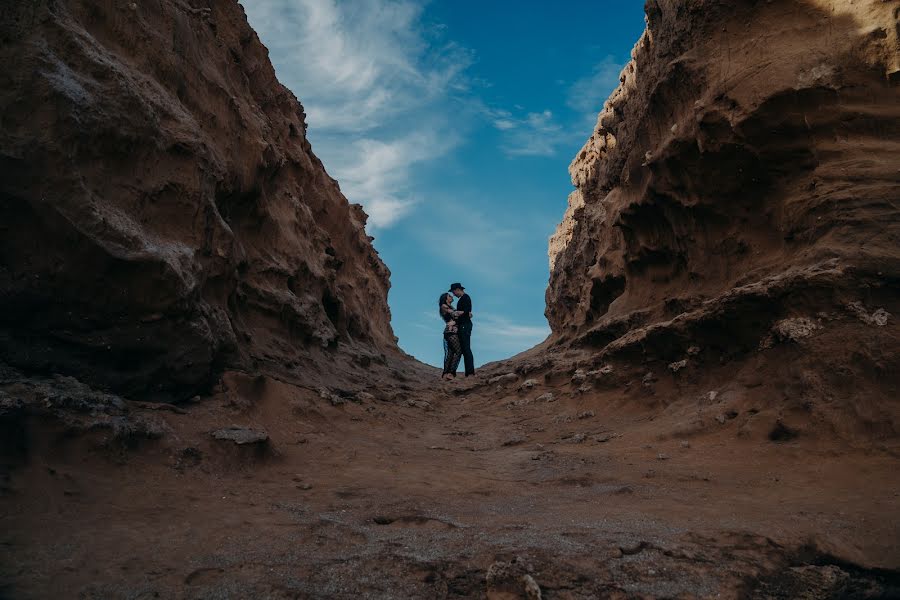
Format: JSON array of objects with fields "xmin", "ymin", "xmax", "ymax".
[{"xmin": 440, "ymin": 304, "xmax": 462, "ymax": 376}]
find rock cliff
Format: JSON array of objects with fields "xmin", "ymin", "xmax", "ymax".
[
  {"xmin": 0, "ymin": 0, "xmax": 398, "ymax": 400},
  {"xmin": 545, "ymin": 0, "xmax": 899, "ymax": 437}
]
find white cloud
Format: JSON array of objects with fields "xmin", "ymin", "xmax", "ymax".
[
  {"xmin": 482, "ymin": 56, "xmax": 624, "ymax": 158},
  {"xmin": 477, "ymin": 313, "xmax": 550, "ymax": 350},
  {"xmin": 413, "ymin": 206, "xmax": 531, "ymax": 281},
  {"xmin": 319, "ymin": 128, "xmax": 459, "ymax": 228},
  {"xmin": 242, "ymin": 0, "xmax": 474, "ymax": 228},
  {"xmin": 567, "ymin": 55, "xmax": 623, "ymax": 120},
  {"xmin": 485, "ymin": 106, "xmax": 570, "ymax": 157}
]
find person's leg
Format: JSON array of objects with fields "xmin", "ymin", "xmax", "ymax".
[
  {"xmin": 448, "ymin": 334, "xmax": 462, "ymax": 375},
  {"xmin": 442, "ymin": 335, "xmax": 452, "ymax": 377},
  {"xmin": 459, "ymin": 322, "xmax": 475, "ymax": 376}
]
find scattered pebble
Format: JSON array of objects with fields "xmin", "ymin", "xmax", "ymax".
[
  {"xmin": 668, "ymin": 359, "xmax": 688, "ymax": 373},
  {"xmin": 847, "ymin": 301, "xmax": 890, "ymax": 326}
]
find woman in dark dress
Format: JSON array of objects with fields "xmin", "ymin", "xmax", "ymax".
[{"xmin": 439, "ymin": 292, "xmax": 464, "ymax": 380}]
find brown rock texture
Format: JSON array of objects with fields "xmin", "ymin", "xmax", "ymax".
[
  {"xmin": 546, "ymin": 0, "xmax": 900, "ymax": 434},
  {"xmin": 2, "ymin": 2, "xmax": 900, "ymax": 598},
  {"xmin": 0, "ymin": 0, "xmax": 397, "ymax": 400}
]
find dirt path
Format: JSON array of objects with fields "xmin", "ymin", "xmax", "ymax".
[{"xmin": 2, "ymin": 369, "xmax": 899, "ymax": 599}]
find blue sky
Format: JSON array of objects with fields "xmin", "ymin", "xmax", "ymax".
[{"xmin": 243, "ymin": 1, "xmax": 646, "ymax": 368}]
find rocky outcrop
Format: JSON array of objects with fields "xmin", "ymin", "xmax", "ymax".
[
  {"xmin": 548, "ymin": 0, "xmax": 899, "ymax": 354},
  {"xmin": 0, "ymin": 0, "xmax": 397, "ymax": 400},
  {"xmin": 543, "ymin": 0, "xmax": 900, "ymax": 437}
]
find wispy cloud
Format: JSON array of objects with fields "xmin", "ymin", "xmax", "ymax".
[
  {"xmin": 567, "ymin": 55, "xmax": 623, "ymax": 123},
  {"xmin": 412, "ymin": 205, "xmax": 536, "ymax": 281},
  {"xmin": 243, "ymin": 0, "xmax": 474, "ymax": 228},
  {"xmin": 484, "ymin": 107, "xmax": 571, "ymax": 157},
  {"xmin": 477, "ymin": 313, "xmax": 550, "ymax": 350}
]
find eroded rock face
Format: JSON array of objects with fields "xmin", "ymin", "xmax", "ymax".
[
  {"xmin": 0, "ymin": 1, "xmax": 396, "ymax": 399},
  {"xmin": 547, "ymin": 0, "xmax": 900, "ymax": 360}
]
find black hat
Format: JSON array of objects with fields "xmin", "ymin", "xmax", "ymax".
[{"xmin": 449, "ymin": 282, "xmax": 465, "ymax": 292}]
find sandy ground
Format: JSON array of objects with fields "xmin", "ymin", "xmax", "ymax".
[{"xmin": 2, "ymin": 369, "xmax": 899, "ymax": 599}]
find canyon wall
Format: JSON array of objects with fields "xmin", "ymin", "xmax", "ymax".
[
  {"xmin": 546, "ymin": 0, "xmax": 899, "ymax": 433},
  {"xmin": 0, "ymin": 0, "xmax": 397, "ymax": 400}
]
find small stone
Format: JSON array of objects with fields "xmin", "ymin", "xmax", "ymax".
[
  {"xmin": 356, "ymin": 391, "xmax": 375, "ymax": 403},
  {"xmin": 642, "ymin": 372, "xmax": 656, "ymax": 386},
  {"xmin": 570, "ymin": 433, "xmax": 587, "ymax": 443},
  {"xmin": 536, "ymin": 392, "xmax": 555, "ymax": 402},
  {"xmin": 687, "ymin": 346, "xmax": 701, "ymax": 355},
  {"xmin": 404, "ymin": 399, "xmax": 432, "ymax": 410},
  {"xmin": 488, "ymin": 373, "xmax": 518, "ymax": 385},
  {"xmin": 571, "ymin": 369, "xmax": 587, "ymax": 384},
  {"xmin": 771, "ymin": 317, "xmax": 821, "ymax": 342},
  {"xmin": 577, "ymin": 410, "xmax": 595, "ymax": 419},
  {"xmin": 520, "ymin": 379, "xmax": 538, "ymax": 391},
  {"xmin": 847, "ymin": 302, "xmax": 890, "ymax": 326},
  {"xmin": 707, "ymin": 390, "xmax": 719, "ymax": 402},
  {"xmin": 577, "ymin": 384, "xmax": 593, "ymax": 394},
  {"xmin": 296, "ymin": 483, "xmax": 312, "ymax": 490},
  {"xmin": 716, "ymin": 414, "xmax": 727, "ymax": 424},
  {"xmin": 680, "ymin": 440, "xmax": 691, "ymax": 448},
  {"xmin": 594, "ymin": 432, "xmax": 615, "ymax": 443},
  {"xmin": 657, "ymin": 453, "xmax": 669, "ymax": 460},
  {"xmin": 211, "ymin": 427, "xmax": 268, "ymax": 445},
  {"xmin": 486, "ymin": 557, "xmax": 535, "ymax": 597},
  {"xmin": 668, "ymin": 359, "xmax": 688, "ymax": 373},
  {"xmin": 522, "ymin": 574, "xmax": 542, "ymax": 600},
  {"xmin": 319, "ymin": 387, "xmax": 344, "ymax": 406}
]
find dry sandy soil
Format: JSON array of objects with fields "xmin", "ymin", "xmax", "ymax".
[{"xmin": 2, "ymin": 364, "xmax": 898, "ymax": 599}]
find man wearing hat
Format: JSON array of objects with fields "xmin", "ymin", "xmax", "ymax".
[{"xmin": 449, "ymin": 283, "xmax": 475, "ymax": 376}]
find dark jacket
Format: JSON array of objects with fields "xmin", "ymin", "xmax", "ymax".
[{"xmin": 455, "ymin": 293, "xmax": 472, "ymax": 324}]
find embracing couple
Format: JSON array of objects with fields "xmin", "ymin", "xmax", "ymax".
[{"xmin": 438, "ymin": 282, "xmax": 475, "ymax": 380}]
